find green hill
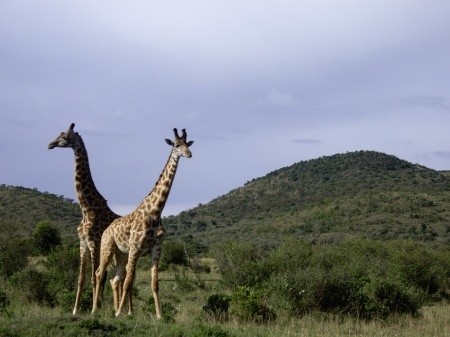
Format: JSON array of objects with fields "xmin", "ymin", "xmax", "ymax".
[
  {"xmin": 165, "ymin": 151, "xmax": 450, "ymax": 248},
  {"xmin": 1, "ymin": 151, "xmax": 449, "ymax": 248},
  {"xmin": 0, "ymin": 184, "xmax": 80, "ymax": 240}
]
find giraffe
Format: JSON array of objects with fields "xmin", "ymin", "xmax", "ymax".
[
  {"xmin": 92, "ymin": 128, "xmax": 194, "ymax": 318},
  {"xmin": 48, "ymin": 123, "xmax": 120, "ymax": 315}
]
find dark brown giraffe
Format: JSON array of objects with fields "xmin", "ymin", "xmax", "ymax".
[
  {"xmin": 92, "ymin": 128, "xmax": 194, "ymax": 318},
  {"xmin": 49, "ymin": 123, "xmax": 120, "ymax": 315}
]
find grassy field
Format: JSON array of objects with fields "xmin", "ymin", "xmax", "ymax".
[
  {"xmin": 1, "ymin": 261, "xmax": 449, "ymax": 337},
  {"xmin": 1, "ymin": 300, "xmax": 449, "ymax": 337}
]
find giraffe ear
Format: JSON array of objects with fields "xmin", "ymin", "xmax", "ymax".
[
  {"xmin": 165, "ymin": 139, "xmax": 174, "ymax": 146},
  {"xmin": 187, "ymin": 141, "xmax": 194, "ymax": 147}
]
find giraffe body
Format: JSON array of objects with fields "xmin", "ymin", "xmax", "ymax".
[
  {"xmin": 49, "ymin": 123, "xmax": 120, "ymax": 315},
  {"xmin": 92, "ymin": 128, "xmax": 193, "ymax": 318}
]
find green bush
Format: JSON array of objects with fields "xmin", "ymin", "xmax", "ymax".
[
  {"xmin": 231, "ymin": 286, "xmax": 276, "ymax": 323},
  {"xmin": 45, "ymin": 244, "xmax": 80, "ymax": 293},
  {"xmin": 161, "ymin": 239, "xmax": 189, "ymax": 270},
  {"xmin": 213, "ymin": 242, "xmax": 268, "ymax": 288},
  {"xmin": 33, "ymin": 221, "xmax": 61, "ymax": 255},
  {"xmin": 393, "ymin": 241, "xmax": 450, "ymax": 301},
  {"xmin": 0, "ymin": 238, "xmax": 32, "ymax": 279},
  {"xmin": 57, "ymin": 289, "xmax": 92, "ymax": 313},
  {"xmin": 9, "ymin": 269, "xmax": 56, "ymax": 306},
  {"xmin": 0, "ymin": 289, "xmax": 10, "ymax": 316},
  {"xmin": 216, "ymin": 239, "xmax": 449, "ymax": 319},
  {"xmin": 203, "ymin": 293, "xmax": 231, "ymax": 321}
]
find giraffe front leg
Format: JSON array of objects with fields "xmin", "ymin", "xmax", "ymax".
[
  {"xmin": 116, "ymin": 255, "xmax": 137, "ymax": 317},
  {"xmin": 73, "ymin": 243, "xmax": 89, "ymax": 315},
  {"xmin": 151, "ymin": 263, "xmax": 161, "ymax": 319},
  {"xmin": 89, "ymin": 244, "xmax": 99, "ymax": 308},
  {"xmin": 127, "ymin": 283, "xmax": 133, "ymax": 316},
  {"xmin": 151, "ymin": 241, "xmax": 162, "ymax": 319}
]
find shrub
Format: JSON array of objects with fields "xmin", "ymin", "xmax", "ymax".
[
  {"xmin": 0, "ymin": 238, "xmax": 32, "ymax": 279},
  {"xmin": 213, "ymin": 242, "xmax": 268, "ymax": 288},
  {"xmin": 0, "ymin": 289, "xmax": 10, "ymax": 317},
  {"xmin": 172, "ymin": 269, "xmax": 199, "ymax": 293},
  {"xmin": 369, "ymin": 280, "xmax": 421, "ymax": 317},
  {"xmin": 9, "ymin": 269, "xmax": 56, "ymax": 306},
  {"xmin": 33, "ymin": 221, "xmax": 61, "ymax": 255},
  {"xmin": 203, "ymin": 293, "xmax": 231, "ymax": 321},
  {"xmin": 214, "ymin": 239, "xmax": 449, "ymax": 320},
  {"xmin": 393, "ymin": 241, "xmax": 450, "ymax": 301},
  {"xmin": 161, "ymin": 239, "xmax": 189, "ymax": 270},
  {"xmin": 231, "ymin": 286, "xmax": 276, "ymax": 323},
  {"xmin": 57, "ymin": 289, "xmax": 92, "ymax": 313},
  {"xmin": 45, "ymin": 244, "xmax": 80, "ymax": 292}
]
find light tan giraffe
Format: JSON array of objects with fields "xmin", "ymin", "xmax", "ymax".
[
  {"xmin": 48, "ymin": 123, "xmax": 120, "ymax": 315},
  {"xmin": 92, "ymin": 128, "xmax": 194, "ymax": 318}
]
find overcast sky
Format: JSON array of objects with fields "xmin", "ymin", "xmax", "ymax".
[{"xmin": 1, "ymin": 1, "xmax": 450, "ymax": 216}]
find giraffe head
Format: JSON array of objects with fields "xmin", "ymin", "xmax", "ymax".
[
  {"xmin": 48, "ymin": 123, "xmax": 81, "ymax": 150},
  {"xmin": 165, "ymin": 128, "xmax": 194, "ymax": 158}
]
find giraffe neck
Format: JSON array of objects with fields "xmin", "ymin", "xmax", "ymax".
[
  {"xmin": 73, "ymin": 137, "xmax": 107, "ymax": 210},
  {"xmin": 138, "ymin": 149, "xmax": 180, "ymax": 218}
]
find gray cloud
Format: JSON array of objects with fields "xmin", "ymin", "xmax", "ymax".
[{"xmin": 1, "ymin": 1, "xmax": 450, "ymax": 214}]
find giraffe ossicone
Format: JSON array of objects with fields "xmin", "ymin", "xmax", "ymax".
[{"xmin": 92, "ymin": 128, "xmax": 194, "ymax": 318}]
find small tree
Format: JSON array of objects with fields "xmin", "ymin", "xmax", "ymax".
[
  {"xmin": 0, "ymin": 238, "xmax": 32, "ymax": 279},
  {"xmin": 161, "ymin": 239, "xmax": 189, "ymax": 269},
  {"xmin": 33, "ymin": 221, "xmax": 61, "ymax": 255}
]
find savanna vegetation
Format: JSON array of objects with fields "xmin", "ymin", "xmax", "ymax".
[
  {"xmin": 1, "ymin": 151, "xmax": 449, "ymax": 336},
  {"xmin": 167, "ymin": 151, "xmax": 450, "ymax": 248}
]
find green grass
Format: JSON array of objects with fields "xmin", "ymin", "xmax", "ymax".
[
  {"xmin": 1, "ymin": 263, "xmax": 449, "ymax": 337},
  {"xmin": 0, "ymin": 302, "xmax": 448, "ymax": 337}
]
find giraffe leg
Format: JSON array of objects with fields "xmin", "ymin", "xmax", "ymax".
[
  {"xmin": 89, "ymin": 243, "xmax": 98, "ymax": 309},
  {"xmin": 151, "ymin": 242, "xmax": 163, "ymax": 319},
  {"xmin": 110, "ymin": 251, "xmax": 127, "ymax": 313},
  {"xmin": 151, "ymin": 262, "xmax": 161, "ymax": 319},
  {"xmin": 127, "ymin": 287, "xmax": 133, "ymax": 316},
  {"xmin": 92, "ymin": 243, "xmax": 108, "ymax": 308},
  {"xmin": 92, "ymin": 236, "xmax": 115, "ymax": 314},
  {"xmin": 73, "ymin": 242, "xmax": 89, "ymax": 315},
  {"xmin": 116, "ymin": 254, "xmax": 138, "ymax": 317}
]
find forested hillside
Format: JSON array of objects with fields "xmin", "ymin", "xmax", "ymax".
[
  {"xmin": 1, "ymin": 151, "xmax": 449, "ymax": 247},
  {"xmin": 0, "ymin": 185, "xmax": 80, "ymax": 239},
  {"xmin": 165, "ymin": 151, "xmax": 450, "ymax": 248}
]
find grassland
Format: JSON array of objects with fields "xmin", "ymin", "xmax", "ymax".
[{"xmin": 1, "ymin": 263, "xmax": 449, "ymax": 337}]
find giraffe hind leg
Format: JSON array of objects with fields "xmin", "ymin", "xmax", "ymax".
[
  {"xmin": 110, "ymin": 251, "xmax": 127, "ymax": 313},
  {"xmin": 92, "ymin": 237, "xmax": 116, "ymax": 314},
  {"xmin": 116, "ymin": 254, "xmax": 138, "ymax": 317},
  {"xmin": 73, "ymin": 242, "xmax": 89, "ymax": 315}
]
